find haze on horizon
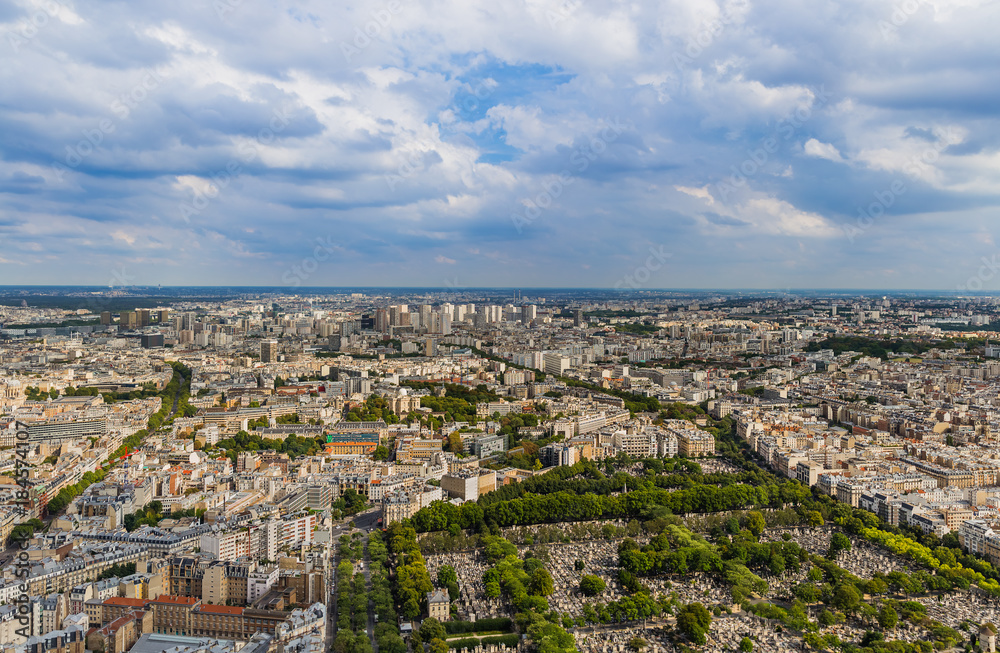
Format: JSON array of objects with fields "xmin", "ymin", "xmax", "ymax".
[{"xmin": 1, "ymin": 0, "xmax": 997, "ymax": 290}]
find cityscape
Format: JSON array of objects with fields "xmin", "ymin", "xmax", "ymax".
[
  {"xmin": 2, "ymin": 0, "xmax": 999, "ymax": 652},
  {"xmin": 2, "ymin": 289, "xmax": 1000, "ymax": 653}
]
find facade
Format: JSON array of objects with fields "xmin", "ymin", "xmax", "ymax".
[
  {"xmin": 426, "ymin": 589, "xmax": 449, "ymax": 621},
  {"xmin": 676, "ymin": 431, "xmax": 716, "ymax": 457}
]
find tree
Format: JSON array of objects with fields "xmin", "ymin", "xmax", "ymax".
[
  {"xmin": 744, "ymin": 511, "xmax": 766, "ymax": 539},
  {"xmin": 574, "ymin": 559, "xmax": 586, "ymax": 571},
  {"xmin": 828, "ymin": 532, "xmax": 851, "ymax": 558},
  {"xmin": 806, "ymin": 511, "xmax": 824, "ymax": 527},
  {"xmin": 675, "ymin": 603, "xmax": 712, "ymax": 645},
  {"xmin": 373, "ymin": 445, "xmax": 390, "ymax": 461},
  {"xmin": 530, "ymin": 568, "xmax": 555, "ymax": 597},
  {"xmin": 877, "ymin": 605, "xmax": 898, "ymax": 630},
  {"xmin": 429, "ymin": 639, "xmax": 448, "ymax": 653},
  {"xmin": 832, "ymin": 584, "xmax": 861, "ymax": 615},
  {"xmin": 739, "ymin": 636, "xmax": 754, "ymax": 652},
  {"xmin": 437, "ymin": 565, "xmax": 458, "ymax": 588},
  {"xmin": 419, "ymin": 618, "xmax": 446, "ymax": 643},
  {"xmin": 580, "ymin": 575, "xmax": 607, "ymax": 597}
]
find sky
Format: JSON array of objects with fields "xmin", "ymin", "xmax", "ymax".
[{"xmin": 1, "ymin": 0, "xmax": 999, "ymax": 290}]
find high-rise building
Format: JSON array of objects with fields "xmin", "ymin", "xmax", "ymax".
[
  {"xmin": 521, "ymin": 304, "xmax": 537, "ymax": 323},
  {"xmin": 137, "ymin": 309, "xmax": 152, "ymax": 327},
  {"xmin": 573, "ymin": 309, "xmax": 584, "ymax": 327},
  {"xmin": 100, "ymin": 311, "xmax": 112, "ymax": 325},
  {"xmin": 119, "ymin": 311, "xmax": 138, "ymax": 329},
  {"xmin": 419, "ymin": 304, "xmax": 432, "ymax": 330},
  {"xmin": 158, "ymin": 309, "xmax": 170, "ymax": 323},
  {"xmin": 543, "ymin": 353, "xmax": 570, "ymax": 376},
  {"xmin": 260, "ymin": 339, "xmax": 278, "ymax": 363}
]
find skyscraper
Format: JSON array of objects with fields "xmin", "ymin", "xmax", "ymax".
[{"xmin": 261, "ymin": 339, "xmax": 278, "ymax": 363}]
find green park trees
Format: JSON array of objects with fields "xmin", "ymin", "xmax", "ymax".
[{"xmin": 675, "ymin": 603, "xmax": 712, "ymax": 645}]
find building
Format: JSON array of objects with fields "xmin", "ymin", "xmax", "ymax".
[
  {"xmin": 19, "ymin": 624, "xmax": 87, "ymax": 653},
  {"xmin": 676, "ymin": 431, "xmax": 716, "ymax": 458},
  {"xmin": 543, "ymin": 353, "xmax": 570, "ymax": 377},
  {"xmin": 427, "ymin": 589, "xmax": 449, "ymax": 621},
  {"xmin": 23, "ymin": 418, "xmax": 107, "ymax": 444},
  {"xmin": 261, "ymin": 340, "xmax": 278, "ymax": 364},
  {"xmin": 86, "ymin": 610, "xmax": 151, "ymax": 653},
  {"xmin": 440, "ymin": 470, "xmax": 488, "ymax": 502},
  {"xmin": 200, "ymin": 531, "xmax": 249, "ymax": 561},
  {"xmin": 323, "ymin": 432, "xmax": 379, "ymax": 456}
]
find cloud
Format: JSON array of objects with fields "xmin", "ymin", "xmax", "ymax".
[
  {"xmin": 803, "ymin": 138, "xmax": 845, "ymax": 162},
  {"xmin": 0, "ymin": 0, "xmax": 995, "ymax": 288},
  {"xmin": 675, "ymin": 185, "xmax": 714, "ymax": 203}
]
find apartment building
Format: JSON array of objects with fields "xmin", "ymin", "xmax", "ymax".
[
  {"xmin": 200, "ymin": 530, "xmax": 249, "ymax": 561},
  {"xmin": 676, "ymin": 430, "xmax": 716, "ymax": 458}
]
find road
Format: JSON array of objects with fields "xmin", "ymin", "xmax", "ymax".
[
  {"xmin": 326, "ymin": 508, "xmax": 382, "ymax": 653},
  {"xmin": 363, "ymin": 532, "xmax": 377, "ymax": 653}
]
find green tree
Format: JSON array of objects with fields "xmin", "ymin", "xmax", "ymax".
[
  {"xmin": 530, "ymin": 568, "xmax": 555, "ymax": 597},
  {"xmin": 419, "ymin": 618, "xmax": 446, "ymax": 643},
  {"xmin": 739, "ymin": 636, "xmax": 753, "ymax": 652},
  {"xmin": 676, "ymin": 603, "xmax": 712, "ymax": 645},
  {"xmin": 744, "ymin": 511, "xmax": 766, "ymax": 539},
  {"xmin": 877, "ymin": 605, "xmax": 898, "ymax": 630},
  {"xmin": 580, "ymin": 575, "xmax": 607, "ymax": 597},
  {"xmin": 832, "ymin": 584, "xmax": 861, "ymax": 615},
  {"xmin": 828, "ymin": 532, "xmax": 851, "ymax": 558},
  {"xmin": 437, "ymin": 565, "xmax": 458, "ymax": 587}
]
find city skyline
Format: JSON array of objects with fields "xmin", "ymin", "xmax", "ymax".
[{"xmin": 1, "ymin": 1, "xmax": 998, "ymax": 289}]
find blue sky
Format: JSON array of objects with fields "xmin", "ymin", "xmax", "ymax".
[{"xmin": 1, "ymin": 0, "xmax": 998, "ymax": 290}]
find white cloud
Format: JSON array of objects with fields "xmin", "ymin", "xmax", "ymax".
[
  {"xmin": 674, "ymin": 185, "xmax": 715, "ymax": 203},
  {"xmin": 803, "ymin": 138, "xmax": 844, "ymax": 162}
]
